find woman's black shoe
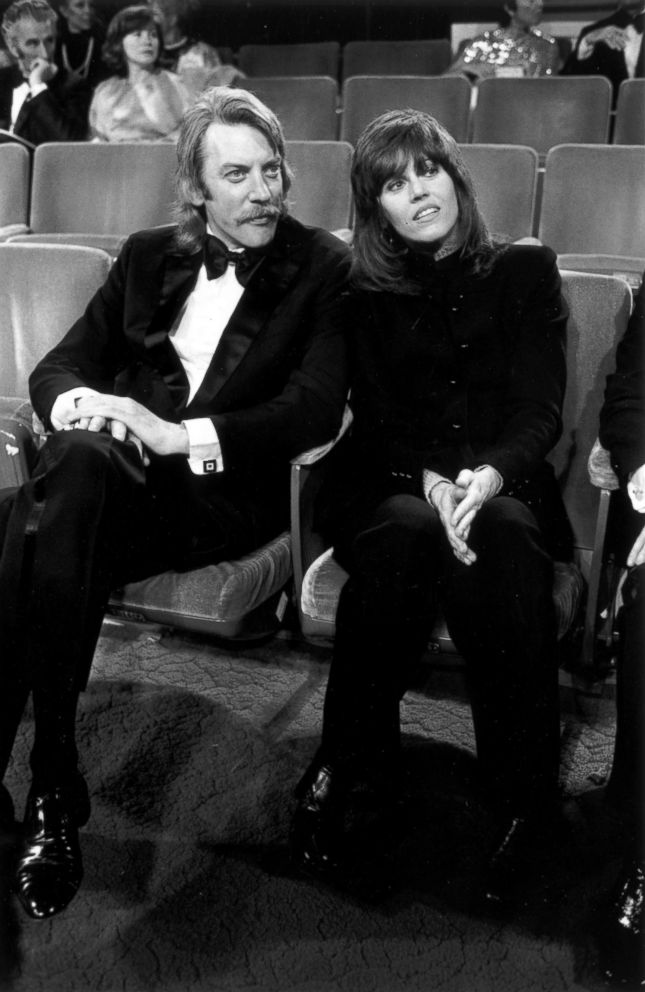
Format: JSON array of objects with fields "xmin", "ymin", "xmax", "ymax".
[
  {"xmin": 15, "ymin": 781, "xmax": 88, "ymax": 920},
  {"xmin": 291, "ymin": 762, "xmax": 345, "ymax": 879},
  {"xmin": 597, "ymin": 858, "xmax": 645, "ymax": 987},
  {"xmin": 290, "ymin": 760, "xmax": 401, "ymax": 900}
]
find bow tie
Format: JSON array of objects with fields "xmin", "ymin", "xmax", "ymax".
[{"xmin": 203, "ymin": 235, "xmax": 263, "ymax": 286}]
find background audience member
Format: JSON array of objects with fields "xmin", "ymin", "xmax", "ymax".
[
  {"xmin": 89, "ymin": 4, "xmax": 191, "ymax": 142},
  {"xmin": 446, "ymin": 0, "xmax": 559, "ymax": 80},
  {"xmin": 152, "ymin": 0, "xmax": 242, "ymax": 98},
  {"xmin": 0, "ymin": 0, "xmax": 91, "ymax": 143},
  {"xmin": 562, "ymin": 2, "xmax": 644, "ymax": 101},
  {"xmin": 595, "ymin": 277, "xmax": 644, "ymax": 988},
  {"xmin": 55, "ymin": 0, "xmax": 108, "ymax": 90}
]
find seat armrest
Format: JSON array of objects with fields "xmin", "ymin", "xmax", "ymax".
[
  {"xmin": 588, "ymin": 437, "xmax": 619, "ymax": 491},
  {"xmin": 291, "ymin": 405, "xmax": 353, "ymax": 466},
  {"xmin": 290, "ymin": 405, "xmax": 352, "ymax": 617},
  {"xmin": 0, "ymin": 396, "xmax": 40, "ymax": 484},
  {"xmin": 0, "ymin": 223, "xmax": 30, "ymax": 242}
]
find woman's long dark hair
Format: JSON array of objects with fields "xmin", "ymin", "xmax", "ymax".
[
  {"xmin": 351, "ymin": 109, "xmax": 504, "ymax": 294},
  {"xmin": 102, "ymin": 5, "xmax": 164, "ymax": 76}
]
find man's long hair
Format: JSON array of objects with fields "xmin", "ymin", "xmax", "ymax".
[
  {"xmin": 351, "ymin": 108, "xmax": 503, "ymax": 294},
  {"xmin": 173, "ymin": 86, "xmax": 293, "ymax": 254}
]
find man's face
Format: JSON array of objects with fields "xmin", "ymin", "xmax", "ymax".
[
  {"xmin": 6, "ymin": 16, "xmax": 57, "ymax": 77},
  {"xmin": 191, "ymin": 122, "xmax": 284, "ymax": 250}
]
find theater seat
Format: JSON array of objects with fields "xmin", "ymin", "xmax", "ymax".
[
  {"xmin": 0, "ymin": 143, "xmax": 30, "ymax": 240},
  {"xmin": 7, "ymin": 142, "xmax": 178, "ymax": 256},
  {"xmin": 0, "ymin": 242, "xmax": 293, "ymax": 642},
  {"xmin": 108, "ymin": 533, "xmax": 292, "ymax": 640}
]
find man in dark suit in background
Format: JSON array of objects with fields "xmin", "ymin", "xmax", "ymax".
[
  {"xmin": 0, "ymin": 85, "xmax": 350, "ymax": 921},
  {"xmin": 562, "ymin": 2, "xmax": 644, "ymax": 100},
  {"xmin": 0, "ymin": 0, "xmax": 91, "ymax": 144}
]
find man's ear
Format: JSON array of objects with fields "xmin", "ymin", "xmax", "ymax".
[
  {"xmin": 4, "ymin": 34, "xmax": 20, "ymax": 60},
  {"xmin": 182, "ymin": 179, "xmax": 205, "ymax": 207}
]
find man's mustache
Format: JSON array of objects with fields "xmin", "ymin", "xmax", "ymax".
[{"xmin": 236, "ymin": 204, "xmax": 282, "ymax": 225}]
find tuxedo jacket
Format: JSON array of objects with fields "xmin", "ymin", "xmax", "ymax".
[
  {"xmin": 321, "ymin": 244, "xmax": 573, "ymax": 560},
  {"xmin": 29, "ymin": 216, "xmax": 351, "ymax": 520},
  {"xmin": 562, "ymin": 6, "xmax": 644, "ymax": 96},
  {"xmin": 0, "ymin": 64, "xmax": 91, "ymax": 144}
]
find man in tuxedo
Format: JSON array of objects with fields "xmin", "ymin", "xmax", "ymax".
[
  {"xmin": 0, "ymin": 0, "xmax": 91, "ymax": 144},
  {"xmin": 562, "ymin": 2, "xmax": 644, "ymax": 100},
  {"xmin": 0, "ymin": 85, "xmax": 350, "ymax": 920}
]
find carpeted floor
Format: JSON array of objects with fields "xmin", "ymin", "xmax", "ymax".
[{"xmin": 0, "ymin": 616, "xmax": 625, "ymax": 992}]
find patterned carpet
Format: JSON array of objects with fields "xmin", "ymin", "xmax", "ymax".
[{"xmin": 0, "ymin": 617, "xmax": 623, "ymax": 992}]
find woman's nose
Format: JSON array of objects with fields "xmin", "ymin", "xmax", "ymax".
[{"xmin": 408, "ymin": 176, "xmax": 427, "ymax": 200}]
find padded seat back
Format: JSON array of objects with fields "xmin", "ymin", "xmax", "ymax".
[
  {"xmin": 472, "ymin": 77, "xmax": 612, "ymax": 158},
  {"xmin": 342, "ymin": 39, "xmax": 452, "ymax": 79},
  {"xmin": 238, "ymin": 42, "xmax": 340, "ymax": 78},
  {"xmin": 613, "ymin": 79, "xmax": 645, "ymax": 145},
  {"xmin": 459, "ymin": 143, "xmax": 538, "ymax": 241},
  {"xmin": 0, "ymin": 243, "xmax": 112, "ymax": 396},
  {"xmin": 28, "ymin": 142, "xmax": 177, "ymax": 236},
  {"xmin": 539, "ymin": 144, "xmax": 645, "ymax": 258},
  {"xmin": 0, "ymin": 144, "xmax": 30, "ymax": 230},
  {"xmin": 286, "ymin": 140, "xmax": 353, "ymax": 231},
  {"xmin": 240, "ymin": 76, "xmax": 338, "ymax": 140},
  {"xmin": 340, "ymin": 75, "xmax": 472, "ymax": 146}
]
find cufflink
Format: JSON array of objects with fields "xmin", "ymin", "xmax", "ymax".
[{"xmin": 203, "ymin": 459, "xmax": 218, "ymax": 474}]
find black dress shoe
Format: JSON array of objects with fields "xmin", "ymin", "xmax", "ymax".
[
  {"xmin": 15, "ymin": 780, "xmax": 88, "ymax": 920},
  {"xmin": 483, "ymin": 807, "xmax": 565, "ymax": 911},
  {"xmin": 597, "ymin": 858, "xmax": 645, "ymax": 987},
  {"xmin": 291, "ymin": 762, "xmax": 344, "ymax": 880},
  {"xmin": 290, "ymin": 761, "xmax": 401, "ymax": 900}
]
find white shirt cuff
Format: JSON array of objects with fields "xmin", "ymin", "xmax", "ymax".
[
  {"xmin": 182, "ymin": 417, "xmax": 223, "ymax": 475},
  {"xmin": 577, "ymin": 37, "xmax": 595, "ymax": 60}
]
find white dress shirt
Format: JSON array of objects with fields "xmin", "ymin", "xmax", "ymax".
[
  {"xmin": 171, "ymin": 245, "xmax": 247, "ymax": 474},
  {"xmin": 10, "ymin": 80, "xmax": 48, "ymax": 129}
]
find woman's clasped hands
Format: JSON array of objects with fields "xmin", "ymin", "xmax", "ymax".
[{"xmin": 430, "ymin": 466, "xmax": 502, "ymax": 566}]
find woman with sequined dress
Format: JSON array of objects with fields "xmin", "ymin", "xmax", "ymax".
[{"xmin": 447, "ymin": 0, "xmax": 559, "ymax": 80}]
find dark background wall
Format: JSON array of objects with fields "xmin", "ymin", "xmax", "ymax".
[{"xmin": 1, "ymin": 0, "xmax": 624, "ymax": 49}]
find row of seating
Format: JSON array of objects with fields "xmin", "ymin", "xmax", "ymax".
[
  {"xmin": 239, "ymin": 75, "xmax": 644, "ymax": 148},
  {"xmin": 1, "ymin": 141, "xmax": 644, "ymax": 280},
  {"xmin": 237, "ymin": 39, "xmax": 453, "ymax": 80},
  {"xmin": 0, "ymin": 241, "xmax": 632, "ymax": 668}
]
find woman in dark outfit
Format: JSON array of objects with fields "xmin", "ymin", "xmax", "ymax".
[{"xmin": 291, "ymin": 109, "xmax": 573, "ymax": 903}]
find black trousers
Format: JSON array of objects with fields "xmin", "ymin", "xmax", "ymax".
[
  {"xmin": 0, "ymin": 429, "xmax": 277, "ymax": 789},
  {"xmin": 320, "ymin": 493, "xmax": 561, "ymax": 813}
]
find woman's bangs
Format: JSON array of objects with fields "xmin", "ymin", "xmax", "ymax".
[{"xmin": 120, "ymin": 11, "xmax": 157, "ymax": 36}]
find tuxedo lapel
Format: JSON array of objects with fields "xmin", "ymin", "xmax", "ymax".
[
  {"xmin": 136, "ymin": 248, "xmax": 201, "ymax": 410},
  {"xmin": 193, "ymin": 217, "xmax": 309, "ymax": 405}
]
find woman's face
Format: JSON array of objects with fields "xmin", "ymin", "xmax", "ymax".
[
  {"xmin": 378, "ymin": 157, "xmax": 460, "ymax": 249},
  {"xmin": 61, "ymin": 0, "xmax": 93, "ymax": 33},
  {"xmin": 122, "ymin": 26, "xmax": 159, "ymax": 69}
]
